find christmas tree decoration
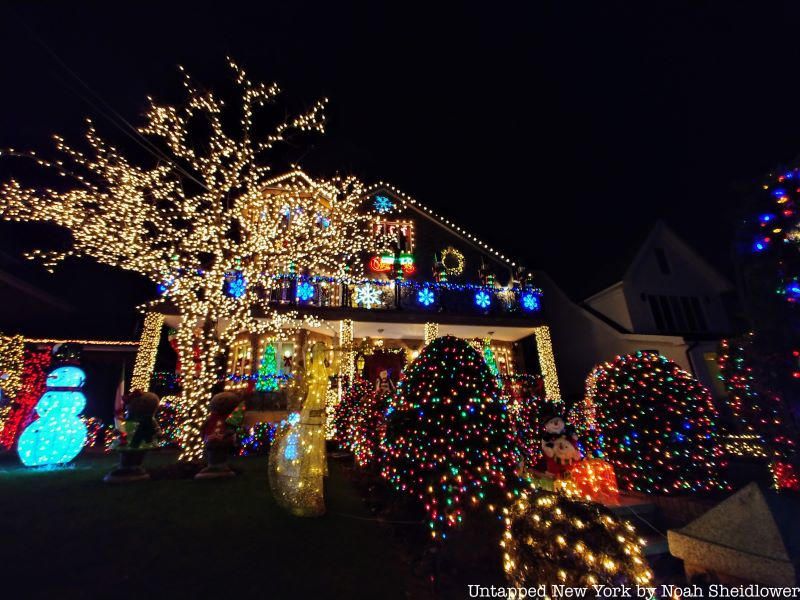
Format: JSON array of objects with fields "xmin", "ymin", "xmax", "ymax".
[
  {"xmin": 18, "ymin": 365, "xmax": 88, "ymax": 467},
  {"xmin": 269, "ymin": 342, "xmax": 330, "ymax": 517},
  {"xmin": 380, "ymin": 335, "xmax": 520, "ymax": 539},
  {"xmin": 501, "ymin": 491, "xmax": 652, "ymax": 589},
  {"xmin": 256, "ymin": 343, "xmax": 280, "ymax": 392},
  {"xmin": 578, "ymin": 352, "xmax": 727, "ymax": 495},
  {"xmin": 0, "ymin": 61, "xmax": 392, "ymax": 462},
  {"xmin": 769, "ymin": 461, "xmax": 800, "ymax": 491}
]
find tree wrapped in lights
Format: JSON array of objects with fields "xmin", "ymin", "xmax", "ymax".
[
  {"xmin": 0, "ymin": 61, "xmax": 391, "ymax": 460},
  {"xmin": 501, "ymin": 491, "xmax": 652, "ymax": 589},
  {"xmin": 579, "ymin": 352, "xmax": 727, "ymax": 495},
  {"xmin": 379, "ymin": 335, "xmax": 520, "ymax": 540},
  {"xmin": 349, "ymin": 390, "xmax": 390, "ymax": 468},
  {"xmin": 333, "ymin": 378, "xmax": 372, "ymax": 447},
  {"xmin": 0, "ymin": 346, "xmax": 52, "ymax": 450}
]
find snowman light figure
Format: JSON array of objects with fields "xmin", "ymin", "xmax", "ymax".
[
  {"xmin": 541, "ymin": 415, "xmax": 581, "ymax": 477},
  {"xmin": 18, "ymin": 365, "xmax": 88, "ymax": 467}
]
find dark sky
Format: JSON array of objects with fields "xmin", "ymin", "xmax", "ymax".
[{"xmin": 2, "ymin": 1, "xmax": 800, "ymax": 334}]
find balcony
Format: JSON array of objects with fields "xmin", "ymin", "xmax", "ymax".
[{"xmin": 263, "ymin": 275, "xmax": 543, "ymax": 320}]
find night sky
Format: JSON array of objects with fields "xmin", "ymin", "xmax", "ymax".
[{"xmin": 2, "ymin": 1, "xmax": 800, "ymax": 335}]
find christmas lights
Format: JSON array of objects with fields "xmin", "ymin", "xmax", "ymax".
[
  {"xmin": 533, "ymin": 326, "xmax": 561, "ymax": 401},
  {"xmin": 18, "ymin": 366, "xmax": 88, "ymax": 466},
  {"xmin": 380, "ymin": 335, "xmax": 520, "ymax": 539},
  {"xmin": 424, "ymin": 322, "xmax": 439, "ymax": 346},
  {"xmin": 441, "ymin": 246, "xmax": 465, "ymax": 276},
  {"xmin": 0, "ymin": 346, "xmax": 52, "ymax": 450},
  {"xmin": 0, "ymin": 62, "xmax": 390, "ymax": 461},
  {"xmin": 130, "ymin": 313, "xmax": 164, "ymax": 393},
  {"xmin": 577, "ymin": 352, "xmax": 727, "ymax": 495},
  {"xmin": 0, "ymin": 334, "xmax": 24, "ymax": 401},
  {"xmin": 501, "ymin": 491, "xmax": 653, "ymax": 589}
]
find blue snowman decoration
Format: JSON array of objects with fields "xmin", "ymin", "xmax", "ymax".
[{"xmin": 18, "ymin": 365, "xmax": 88, "ymax": 466}]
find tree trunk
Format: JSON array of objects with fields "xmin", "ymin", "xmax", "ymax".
[{"xmin": 174, "ymin": 309, "xmax": 224, "ymax": 462}]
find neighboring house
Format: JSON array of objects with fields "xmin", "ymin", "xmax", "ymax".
[{"xmin": 543, "ymin": 221, "xmax": 734, "ymax": 401}]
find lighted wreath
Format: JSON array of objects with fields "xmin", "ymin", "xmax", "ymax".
[{"xmin": 441, "ymin": 246, "xmax": 465, "ymax": 276}]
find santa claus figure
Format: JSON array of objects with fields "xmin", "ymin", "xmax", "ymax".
[{"xmin": 541, "ymin": 414, "xmax": 581, "ymax": 477}]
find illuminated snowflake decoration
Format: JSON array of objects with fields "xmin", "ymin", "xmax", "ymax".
[
  {"xmin": 521, "ymin": 293, "xmax": 540, "ymax": 312},
  {"xmin": 417, "ymin": 287, "xmax": 435, "ymax": 307},
  {"xmin": 474, "ymin": 290, "xmax": 491, "ymax": 309},
  {"xmin": 224, "ymin": 270, "xmax": 247, "ymax": 299},
  {"xmin": 355, "ymin": 284, "xmax": 383, "ymax": 309},
  {"xmin": 374, "ymin": 195, "xmax": 395, "ymax": 213},
  {"xmin": 296, "ymin": 281, "xmax": 315, "ymax": 302}
]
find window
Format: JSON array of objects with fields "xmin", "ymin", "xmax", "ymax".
[
  {"xmin": 654, "ymin": 247, "xmax": 671, "ymax": 275},
  {"xmin": 647, "ymin": 294, "xmax": 709, "ymax": 333}
]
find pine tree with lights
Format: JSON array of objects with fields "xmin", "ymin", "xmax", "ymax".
[
  {"xmin": 350, "ymin": 390, "xmax": 390, "ymax": 469},
  {"xmin": 380, "ymin": 335, "xmax": 520, "ymax": 540},
  {"xmin": 582, "ymin": 351, "xmax": 727, "ymax": 495},
  {"xmin": 256, "ymin": 344, "xmax": 279, "ymax": 392},
  {"xmin": 0, "ymin": 61, "xmax": 392, "ymax": 460}
]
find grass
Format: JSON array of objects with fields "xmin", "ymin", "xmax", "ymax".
[{"xmin": 0, "ymin": 451, "xmax": 412, "ymax": 599}]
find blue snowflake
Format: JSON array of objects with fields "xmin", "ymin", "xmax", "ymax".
[
  {"xmin": 474, "ymin": 290, "xmax": 491, "ymax": 309},
  {"xmin": 417, "ymin": 288, "xmax": 435, "ymax": 306},
  {"xmin": 373, "ymin": 195, "xmax": 395, "ymax": 213},
  {"xmin": 521, "ymin": 293, "xmax": 540, "ymax": 311},
  {"xmin": 296, "ymin": 281, "xmax": 315, "ymax": 302},
  {"xmin": 224, "ymin": 270, "xmax": 246, "ymax": 299}
]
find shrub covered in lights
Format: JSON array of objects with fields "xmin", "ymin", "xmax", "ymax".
[
  {"xmin": 501, "ymin": 491, "xmax": 653, "ymax": 589},
  {"xmin": 379, "ymin": 335, "xmax": 520, "ymax": 539},
  {"xmin": 580, "ymin": 352, "xmax": 727, "ymax": 495}
]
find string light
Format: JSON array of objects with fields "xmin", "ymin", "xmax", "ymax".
[
  {"xmin": 423, "ymin": 322, "xmax": 439, "ymax": 346},
  {"xmin": 0, "ymin": 61, "xmax": 392, "ymax": 461},
  {"xmin": 0, "ymin": 346, "xmax": 52, "ymax": 450},
  {"xmin": 575, "ymin": 351, "xmax": 728, "ymax": 495},
  {"xmin": 0, "ymin": 334, "xmax": 24, "ymax": 400},
  {"xmin": 130, "ymin": 313, "xmax": 165, "ymax": 393},
  {"xmin": 18, "ymin": 366, "xmax": 88, "ymax": 466},
  {"xmin": 379, "ymin": 335, "xmax": 520, "ymax": 539},
  {"xmin": 533, "ymin": 326, "xmax": 561, "ymax": 401},
  {"xmin": 501, "ymin": 491, "xmax": 653, "ymax": 589},
  {"xmin": 441, "ymin": 246, "xmax": 465, "ymax": 276}
]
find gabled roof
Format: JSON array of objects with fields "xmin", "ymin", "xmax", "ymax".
[
  {"xmin": 581, "ymin": 220, "xmax": 731, "ymax": 301},
  {"xmin": 364, "ymin": 181, "xmax": 522, "ymax": 272},
  {"xmin": 260, "ymin": 169, "xmax": 526, "ymax": 273}
]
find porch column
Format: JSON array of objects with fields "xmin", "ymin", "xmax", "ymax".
[
  {"xmin": 533, "ymin": 325, "xmax": 561, "ymax": 401},
  {"xmin": 339, "ymin": 319, "xmax": 354, "ymax": 398},
  {"xmin": 424, "ymin": 322, "xmax": 439, "ymax": 346},
  {"xmin": 130, "ymin": 313, "xmax": 164, "ymax": 392}
]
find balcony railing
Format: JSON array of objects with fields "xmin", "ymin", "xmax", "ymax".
[{"xmin": 264, "ymin": 275, "xmax": 543, "ymax": 318}]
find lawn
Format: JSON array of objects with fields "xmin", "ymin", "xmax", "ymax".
[{"xmin": 0, "ymin": 451, "xmax": 413, "ymax": 599}]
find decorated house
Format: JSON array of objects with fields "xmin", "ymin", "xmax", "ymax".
[{"xmin": 131, "ymin": 170, "xmax": 560, "ymax": 422}]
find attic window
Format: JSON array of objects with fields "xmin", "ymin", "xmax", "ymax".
[{"xmin": 654, "ymin": 247, "xmax": 671, "ymax": 275}]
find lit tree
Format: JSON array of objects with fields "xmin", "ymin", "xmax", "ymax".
[
  {"xmin": 0, "ymin": 60, "xmax": 390, "ymax": 460},
  {"xmin": 380, "ymin": 335, "xmax": 520, "ymax": 540}
]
